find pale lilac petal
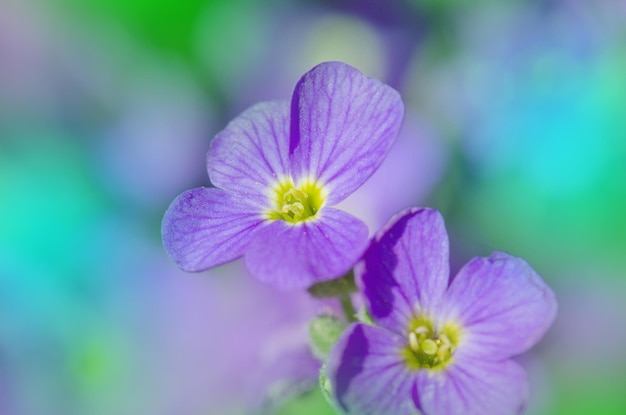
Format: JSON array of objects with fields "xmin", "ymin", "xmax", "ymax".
[
  {"xmin": 356, "ymin": 208, "xmax": 450, "ymax": 334},
  {"xmin": 415, "ymin": 357, "xmax": 529, "ymax": 415},
  {"xmin": 244, "ymin": 208, "xmax": 368, "ymax": 290},
  {"xmin": 207, "ymin": 100, "xmax": 290, "ymax": 206},
  {"xmin": 162, "ymin": 187, "xmax": 263, "ymax": 271},
  {"xmin": 327, "ymin": 324, "xmax": 420, "ymax": 415},
  {"xmin": 289, "ymin": 61, "xmax": 404, "ymax": 205},
  {"xmin": 442, "ymin": 252, "xmax": 558, "ymax": 361},
  {"xmin": 247, "ymin": 345, "xmax": 320, "ymax": 412}
]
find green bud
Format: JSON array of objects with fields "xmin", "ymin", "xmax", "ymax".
[{"xmin": 309, "ymin": 315, "xmax": 346, "ymax": 360}]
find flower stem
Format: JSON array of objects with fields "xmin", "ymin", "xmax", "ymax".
[
  {"xmin": 339, "ymin": 293, "xmax": 357, "ymax": 323},
  {"xmin": 307, "ymin": 270, "xmax": 358, "ymax": 322}
]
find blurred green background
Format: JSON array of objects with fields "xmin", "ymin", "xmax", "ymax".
[{"xmin": 1, "ymin": 0, "xmax": 625, "ymax": 414}]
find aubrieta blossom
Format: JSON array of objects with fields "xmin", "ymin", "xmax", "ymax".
[
  {"xmin": 327, "ymin": 208, "xmax": 557, "ymax": 415},
  {"xmin": 162, "ymin": 62, "xmax": 404, "ymax": 289}
]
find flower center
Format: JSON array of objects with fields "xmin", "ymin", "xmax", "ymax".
[
  {"xmin": 402, "ymin": 316, "xmax": 461, "ymax": 371},
  {"xmin": 266, "ymin": 179, "xmax": 325, "ymax": 224}
]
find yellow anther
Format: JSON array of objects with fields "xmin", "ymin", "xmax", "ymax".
[
  {"xmin": 267, "ymin": 179, "xmax": 325, "ymax": 224},
  {"xmin": 422, "ymin": 339, "xmax": 438, "ymax": 355},
  {"xmin": 283, "ymin": 188, "xmax": 308, "ymax": 203},
  {"xmin": 414, "ymin": 326, "xmax": 429, "ymax": 335},
  {"xmin": 404, "ymin": 316, "xmax": 461, "ymax": 371},
  {"xmin": 281, "ymin": 202, "xmax": 304, "ymax": 219},
  {"xmin": 439, "ymin": 333, "xmax": 451, "ymax": 348},
  {"xmin": 439, "ymin": 334, "xmax": 454, "ymax": 362},
  {"xmin": 409, "ymin": 332, "xmax": 420, "ymax": 352}
]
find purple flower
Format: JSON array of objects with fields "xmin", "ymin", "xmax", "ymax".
[
  {"xmin": 162, "ymin": 62, "xmax": 404, "ymax": 289},
  {"xmin": 327, "ymin": 208, "xmax": 557, "ymax": 415}
]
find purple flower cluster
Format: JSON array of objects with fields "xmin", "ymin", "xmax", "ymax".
[{"xmin": 162, "ymin": 62, "xmax": 557, "ymax": 414}]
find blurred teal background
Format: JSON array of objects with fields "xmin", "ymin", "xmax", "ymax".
[{"xmin": 1, "ymin": 0, "xmax": 625, "ymax": 414}]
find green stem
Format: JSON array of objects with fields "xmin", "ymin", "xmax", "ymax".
[
  {"xmin": 307, "ymin": 270, "xmax": 358, "ymax": 322},
  {"xmin": 339, "ymin": 293, "xmax": 357, "ymax": 323}
]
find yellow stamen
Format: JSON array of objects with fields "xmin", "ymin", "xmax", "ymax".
[
  {"xmin": 283, "ymin": 188, "xmax": 308, "ymax": 203},
  {"xmin": 266, "ymin": 179, "xmax": 326, "ymax": 224},
  {"xmin": 403, "ymin": 315, "xmax": 462, "ymax": 371},
  {"xmin": 409, "ymin": 332, "xmax": 420, "ymax": 352},
  {"xmin": 421, "ymin": 339, "xmax": 438, "ymax": 355},
  {"xmin": 414, "ymin": 326, "xmax": 429, "ymax": 335}
]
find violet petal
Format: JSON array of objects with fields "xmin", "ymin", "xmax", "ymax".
[
  {"xmin": 244, "ymin": 208, "xmax": 368, "ymax": 290},
  {"xmin": 415, "ymin": 356, "xmax": 529, "ymax": 415},
  {"xmin": 207, "ymin": 100, "xmax": 291, "ymax": 207},
  {"xmin": 442, "ymin": 252, "xmax": 558, "ymax": 361},
  {"xmin": 327, "ymin": 324, "xmax": 420, "ymax": 415},
  {"xmin": 289, "ymin": 61, "xmax": 404, "ymax": 205},
  {"xmin": 162, "ymin": 187, "xmax": 263, "ymax": 271},
  {"xmin": 356, "ymin": 208, "xmax": 449, "ymax": 335}
]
